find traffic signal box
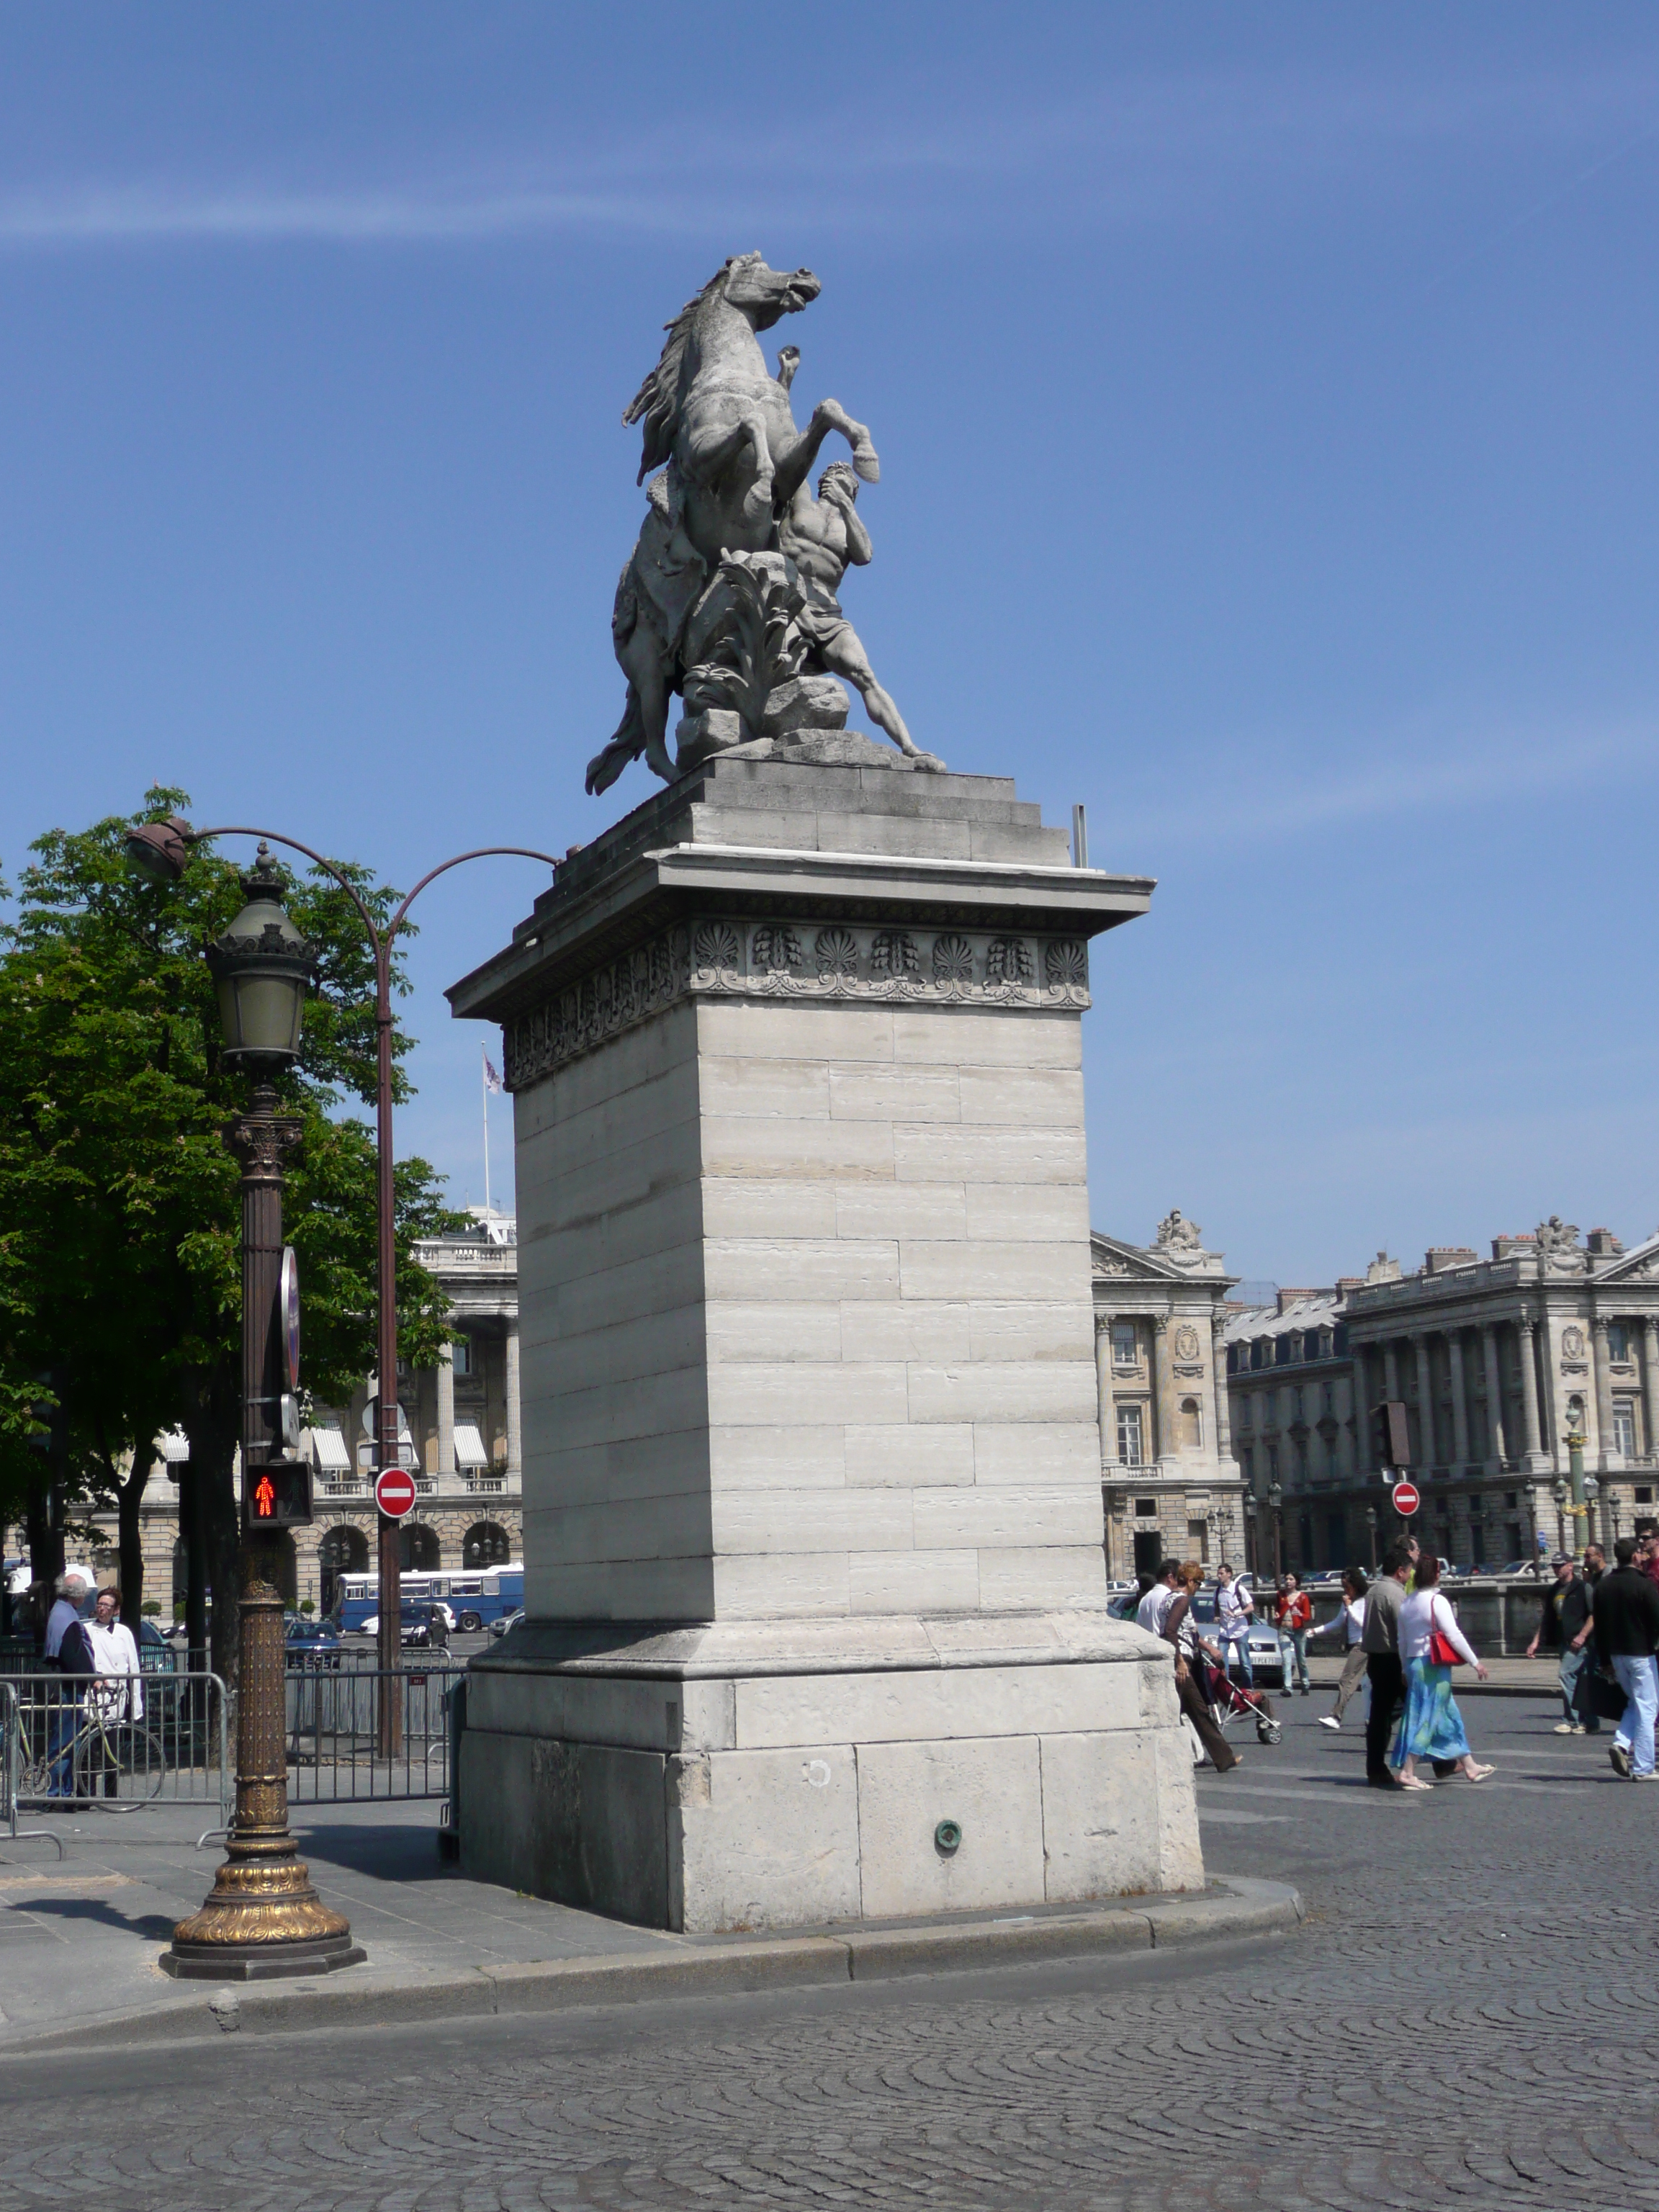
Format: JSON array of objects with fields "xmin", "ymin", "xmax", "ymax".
[
  {"xmin": 1371, "ymin": 1401, "xmax": 1411, "ymax": 1470},
  {"xmin": 243, "ymin": 1460, "xmax": 313, "ymax": 1532}
]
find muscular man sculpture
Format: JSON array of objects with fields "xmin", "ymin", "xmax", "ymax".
[{"xmin": 778, "ymin": 461, "xmax": 927, "ymax": 764}]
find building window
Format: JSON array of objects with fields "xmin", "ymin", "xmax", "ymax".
[
  {"xmin": 1111, "ymin": 1321, "xmax": 1138, "ymax": 1368},
  {"xmin": 1609, "ymin": 1322, "xmax": 1631, "ymax": 1363},
  {"xmin": 1636, "ymin": 1487, "xmax": 1655, "ymax": 1506},
  {"xmin": 1134, "ymin": 1496, "xmax": 1158, "ymax": 1518},
  {"xmin": 1267, "ymin": 1444, "xmax": 1280, "ymax": 1483},
  {"xmin": 1239, "ymin": 1396, "xmax": 1253, "ymax": 1429},
  {"xmin": 1322, "ymin": 1383, "xmax": 1334, "ymax": 1416},
  {"xmin": 1614, "ymin": 1399, "xmax": 1637, "ymax": 1457},
  {"xmin": 1293, "ymin": 1388, "xmax": 1305, "ymax": 1424},
  {"xmin": 451, "ymin": 1337, "xmax": 473, "ymax": 1377},
  {"xmin": 1118, "ymin": 1404, "xmax": 1146, "ymax": 1465}
]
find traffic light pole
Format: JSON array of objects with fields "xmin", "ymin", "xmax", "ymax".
[{"xmin": 163, "ymin": 1085, "xmax": 364, "ymax": 1979}]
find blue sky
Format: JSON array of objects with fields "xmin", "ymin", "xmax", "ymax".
[{"xmin": 3, "ymin": 4, "xmax": 1657, "ymax": 1283}]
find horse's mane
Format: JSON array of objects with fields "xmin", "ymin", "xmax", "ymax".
[{"xmin": 621, "ymin": 258, "xmax": 739, "ymax": 483}]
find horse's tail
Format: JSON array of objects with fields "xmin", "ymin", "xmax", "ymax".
[{"xmin": 585, "ymin": 683, "xmax": 647, "ymax": 796}]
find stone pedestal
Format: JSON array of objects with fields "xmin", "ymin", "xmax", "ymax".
[{"xmin": 446, "ymin": 757, "xmax": 1202, "ymax": 1930}]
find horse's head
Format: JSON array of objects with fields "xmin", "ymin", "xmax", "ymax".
[{"xmin": 720, "ymin": 253, "xmax": 819, "ymax": 331}]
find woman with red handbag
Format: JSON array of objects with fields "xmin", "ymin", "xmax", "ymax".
[{"xmin": 1390, "ymin": 1553, "xmax": 1493, "ymax": 1789}]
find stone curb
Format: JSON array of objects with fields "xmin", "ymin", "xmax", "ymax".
[{"xmin": 0, "ymin": 1878, "xmax": 1300, "ymax": 2056}]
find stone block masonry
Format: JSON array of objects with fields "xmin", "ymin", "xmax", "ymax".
[{"xmin": 447, "ymin": 757, "xmax": 1197, "ymax": 1930}]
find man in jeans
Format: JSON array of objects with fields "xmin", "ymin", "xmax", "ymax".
[
  {"xmin": 1362, "ymin": 1542, "xmax": 1413, "ymax": 1791},
  {"xmin": 1526, "ymin": 1552, "xmax": 1601, "ymax": 1735},
  {"xmin": 1215, "ymin": 1564, "xmax": 1255, "ymax": 1686},
  {"xmin": 1594, "ymin": 1535, "xmax": 1659, "ymax": 1780}
]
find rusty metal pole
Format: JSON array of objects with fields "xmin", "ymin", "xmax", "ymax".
[
  {"xmin": 374, "ymin": 944, "xmax": 404, "ymax": 1756},
  {"xmin": 164, "ymin": 1086, "xmax": 364, "ymax": 1979}
]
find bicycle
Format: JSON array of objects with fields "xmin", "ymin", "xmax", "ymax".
[{"xmin": 16, "ymin": 1683, "xmax": 168, "ymax": 1805}]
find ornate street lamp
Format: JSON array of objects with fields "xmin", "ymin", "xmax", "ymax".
[
  {"xmin": 128, "ymin": 813, "xmax": 557, "ymax": 1750},
  {"xmin": 163, "ymin": 850, "xmax": 363, "ymax": 1979},
  {"xmin": 1552, "ymin": 1475, "xmax": 1570, "ymax": 1560},
  {"xmin": 1268, "ymin": 1480, "xmax": 1284, "ymax": 1581}
]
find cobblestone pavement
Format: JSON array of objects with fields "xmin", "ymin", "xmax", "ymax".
[{"xmin": 2, "ymin": 1697, "xmax": 1655, "ymax": 2211}]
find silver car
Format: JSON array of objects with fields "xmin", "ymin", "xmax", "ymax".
[{"xmin": 1188, "ymin": 1591, "xmax": 1286, "ymax": 1689}]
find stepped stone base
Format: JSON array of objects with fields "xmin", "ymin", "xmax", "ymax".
[
  {"xmin": 459, "ymin": 1612, "xmax": 1202, "ymax": 1933},
  {"xmin": 448, "ymin": 758, "xmax": 1192, "ymax": 1935}
]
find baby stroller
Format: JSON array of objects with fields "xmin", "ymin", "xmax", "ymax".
[{"xmin": 1196, "ymin": 1652, "xmax": 1282, "ymax": 1746}]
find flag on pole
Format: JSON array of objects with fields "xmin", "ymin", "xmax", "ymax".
[{"xmin": 483, "ymin": 1053, "xmax": 504, "ymax": 1094}]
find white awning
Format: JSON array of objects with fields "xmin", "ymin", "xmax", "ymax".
[
  {"xmin": 307, "ymin": 1426, "xmax": 352, "ymax": 1473},
  {"xmin": 453, "ymin": 1424, "xmax": 490, "ymax": 1471}
]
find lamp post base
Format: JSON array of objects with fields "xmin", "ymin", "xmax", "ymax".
[
  {"xmin": 162, "ymin": 1833, "xmax": 367, "ymax": 1979},
  {"xmin": 161, "ymin": 1933, "xmax": 367, "ymax": 1981}
]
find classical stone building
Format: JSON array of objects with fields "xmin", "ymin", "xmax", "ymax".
[
  {"xmin": 1224, "ymin": 1220, "xmax": 1659, "ymax": 1574},
  {"xmin": 1092, "ymin": 1211, "xmax": 1246, "ymax": 1579},
  {"xmin": 48, "ymin": 1212, "xmax": 523, "ymax": 1614}
]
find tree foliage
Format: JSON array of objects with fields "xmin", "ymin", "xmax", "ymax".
[{"xmin": 0, "ymin": 788, "xmax": 463, "ymax": 1671}]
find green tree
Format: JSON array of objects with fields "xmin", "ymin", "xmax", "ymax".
[{"xmin": 0, "ymin": 789, "xmax": 462, "ymax": 1681}]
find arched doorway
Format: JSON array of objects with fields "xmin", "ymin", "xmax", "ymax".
[
  {"xmin": 463, "ymin": 1521, "xmax": 511, "ymax": 1569},
  {"xmin": 318, "ymin": 1524, "xmax": 369, "ymax": 1619},
  {"xmin": 399, "ymin": 1521, "xmax": 441, "ymax": 1573}
]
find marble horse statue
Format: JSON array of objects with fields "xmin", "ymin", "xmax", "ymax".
[{"xmin": 585, "ymin": 253, "xmax": 883, "ymax": 795}]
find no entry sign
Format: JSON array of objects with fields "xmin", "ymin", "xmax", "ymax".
[
  {"xmin": 374, "ymin": 1466, "xmax": 418, "ymax": 1519},
  {"xmin": 1390, "ymin": 1480, "xmax": 1421, "ymax": 1517}
]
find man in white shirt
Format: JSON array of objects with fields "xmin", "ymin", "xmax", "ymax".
[
  {"xmin": 1136, "ymin": 1562, "xmax": 1181, "ymax": 1637},
  {"xmin": 85, "ymin": 1586, "xmax": 144, "ymax": 1722},
  {"xmin": 1215, "ymin": 1564, "xmax": 1255, "ymax": 1685}
]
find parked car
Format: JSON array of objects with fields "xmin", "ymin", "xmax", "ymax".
[
  {"xmin": 359, "ymin": 1601, "xmax": 449, "ymax": 1650},
  {"xmin": 487, "ymin": 1606, "xmax": 525, "ymax": 1640},
  {"xmin": 1186, "ymin": 1590, "xmax": 1286, "ymax": 1686},
  {"xmin": 136, "ymin": 1618, "xmax": 178, "ymax": 1673},
  {"xmin": 284, "ymin": 1617, "xmax": 344, "ymax": 1667}
]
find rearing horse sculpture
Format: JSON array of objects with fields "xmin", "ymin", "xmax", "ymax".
[{"xmin": 587, "ymin": 253, "xmax": 881, "ymax": 795}]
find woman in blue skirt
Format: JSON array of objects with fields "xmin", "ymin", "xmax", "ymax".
[{"xmin": 1391, "ymin": 1552, "xmax": 1494, "ymax": 1790}]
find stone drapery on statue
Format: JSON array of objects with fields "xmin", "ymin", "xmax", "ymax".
[{"xmin": 585, "ymin": 253, "xmax": 940, "ymax": 795}]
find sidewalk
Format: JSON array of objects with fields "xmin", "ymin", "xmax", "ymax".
[
  {"xmin": 1304, "ymin": 1655, "xmax": 1560, "ymax": 1699},
  {"xmin": 0, "ymin": 1800, "xmax": 1300, "ymax": 2055}
]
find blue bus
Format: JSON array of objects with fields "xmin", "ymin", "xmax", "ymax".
[{"xmin": 336, "ymin": 1564, "xmax": 523, "ymax": 1635}]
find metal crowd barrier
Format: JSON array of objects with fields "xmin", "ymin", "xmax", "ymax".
[
  {"xmin": 1, "ymin": 1669, "xmax": 231, "ymax": 1830},
  {"xmin": 284, "ymin": 1663, "xmax": 466, "ymax": 1804}
]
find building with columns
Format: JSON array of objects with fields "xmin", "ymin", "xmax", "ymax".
[
  {"xmin": 1092, "ymin": 1212, "xmax": 1246, "ymax": 1579},
  {"xmin": 36, "ymin": 1211, "xmax": 525, "ymax": 1616},
  {"xmin": 1225, "ymin": 1220, "xmax": 1659, "ymax": 1574}
]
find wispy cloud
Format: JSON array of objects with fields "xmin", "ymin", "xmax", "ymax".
[
  {"xmin": 0, "ymin": 58, "xmax": 1654, "ymax": 247},
  {"xmin": 1105, "ymin": 713, "xmax": 1659, "ymax": 848}
]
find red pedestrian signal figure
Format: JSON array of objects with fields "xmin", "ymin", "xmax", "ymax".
[{"xmin": 253, "ymin": 1473, "xmax": 276, "ymax": 1519}]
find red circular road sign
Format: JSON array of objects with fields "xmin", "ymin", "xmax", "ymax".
[
  {"xmin": 1390, "ymin": 1480, "xmax": 1421, "ymax": 1517},
  {"xmin": 374, "ymin": 1466, "xmax": 418, "ymax": 1519}
]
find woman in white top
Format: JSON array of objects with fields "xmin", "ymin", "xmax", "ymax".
[
  {"xmin": 1390, "ymin": 1555, "xmax": 1491, "ymax": 1789},
  {"xmin": 1313, "ymin": 1567, "xmax": 1370, "ymax": 1732}
]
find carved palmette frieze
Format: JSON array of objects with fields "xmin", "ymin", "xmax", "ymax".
[{"xmin": 501, "ymin": 918, "xmax": 1091, "ymax": 1088}]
